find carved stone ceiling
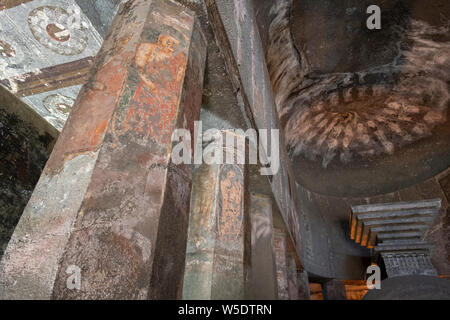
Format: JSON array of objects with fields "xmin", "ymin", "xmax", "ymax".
[
  {"xmin": 267, "ymin": 0, "xmax": 450, "ymax": 197},
  {"xmin": 0, "ymin": 0, "xmax": 121, "ymax": 130}
]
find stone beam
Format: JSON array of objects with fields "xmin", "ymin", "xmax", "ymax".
[
  {"xmin": 0, "ymin": 0, "xmax": 33, "ymax": 11},
  {"xmin": 12, "ymin": 57, "xmax": 95, "ymax": 97},
  {"xmin": 183, "ymin": 133, "xmax": 250, "ymax": 300},
  {"xmin": 0, "ymin": 0, "xmax": 206, "ymax": 299}
]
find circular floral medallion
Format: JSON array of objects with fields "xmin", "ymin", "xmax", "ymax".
[
  {"xmin": 0, "ymin": 34, "xmax": 27, "ymax": 79},
  {"xmin": 46, "ymin": 23, "xmax": 71, "ymax": 42},
  {"xmin": 43, "ymin": 93, "xmax": 75, "ymax": 120},
  {"xmin": 28, "ymin": 6, "xmax": 88, "ymax": 56}
]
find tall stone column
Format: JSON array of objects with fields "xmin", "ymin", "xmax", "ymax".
[
  {"xmin": 297, "ymin": 270, "xmax": 311, "ymax": 300},
  {"xmin": 273, "ymin": 229, "xmax": 289, "ymax": 300},
  {"xmin": 322, "ymin": 280, "xmax": 347, "ymax": 300},
  {"xmin": 286, "ymin": 253, "xmax": 299, "ymax": 300},
  {"xmin": 248, "ymin": 193, "xmax": 278, "ymax": 300},
  {"xmin": 0, "ymin": 0, "xmax": 206, "ymax": 300},
  {"xmin": 182, "ymin": 132, "xmax": 249, "ymax": 299}
]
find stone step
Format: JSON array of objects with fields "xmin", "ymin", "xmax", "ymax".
[
  {"xmin": 377, "ymin": 231, "xmax": 423, "ymax": 241},
  {"xmin": 351, "ymin": 198, "xmax": 441, "ymax": 214},
  {"xmin": 374, "ymin": 241, "xmax": 435, "ymax": 253},
  {"xmin": 349, "ymin": 198, "xmax": 441, "ymax": 248},
  {"xmin": 357, "ymin": 216, "xmax": 433, "ymax": 245}
]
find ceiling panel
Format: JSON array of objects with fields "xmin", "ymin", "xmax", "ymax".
[{"xmin": 0, "ymin": 0, "xmax": 119, "ymax": 130}]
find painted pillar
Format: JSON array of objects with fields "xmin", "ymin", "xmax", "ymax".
[
  {"xmin": 274, "ymin": 229, "xmax": 289, "ymax": 300},
  {"xmin": 183, "ymin": 132, "xmax": 249, "ymax": 299},
  {"xmin": 248, "ymin": 193, "xmax": 278, "ymax": 300},
  {"xmin": 0, "ymin": 0, "xmax": 206, "ymax": 299},
  {"xmin": 322, "ymin": 280, "xmax": 347, "ymax": 300}
]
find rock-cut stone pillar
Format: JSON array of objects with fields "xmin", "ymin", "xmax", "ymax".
[
  {"xmin": 273, "ymin": 228, "xmax": 303, "ymax": 300},
  {"xmin": 182, "ymin": 131, "xmax": 250, "ymax": 299},
  {"xmin": 273, "ymin": 229, "xmax": 289, "ymax": 300},
  {"xmin": 248, "ymin": 193, "xmax": 278, "ymax": 300},
  {"xmin": 322, "ymin": 280, "xmax": 347, "ymax": 300},
  {"xmin": 0, "ymin": 0, "xmax": 206, "ymax": 299},
  {"xmin": 286, "ymin": 253, "xmax": 299, "ymax": 300},
  {"xmin": 297, "ymin": 270, "xmax": 311, "ymax": 300}
]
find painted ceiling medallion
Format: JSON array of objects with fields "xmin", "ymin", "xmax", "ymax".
[
  {"xmin": 46, "ymin": 23, "xmax": 71, "ymax": 42},
  {"xmin": 0, "ymin": 34, "xmax": 26, "ymax": 81},
  {"xmin": 288, "ymin": 97, "xmax": 447, "ymax": 168},
  {"xmin": 28, "ymin": 6, "xmax": 89, "ymax": 56},
  {"xmin": 43, "ymin": 93, "xmax": 74, "ymax": 121}
]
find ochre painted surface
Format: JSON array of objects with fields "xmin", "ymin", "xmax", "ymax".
[{"xmin": 0, "ymin": 0, "xmax": 206, "ymax": 300}]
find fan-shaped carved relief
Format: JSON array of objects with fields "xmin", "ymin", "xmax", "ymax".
[{"xmin": 267, "ymin": 0, "xmax": 450, "ymax": 168}]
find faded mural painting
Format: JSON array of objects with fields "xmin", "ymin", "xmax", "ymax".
[{"xmin": 0, "ymin": 0, "xmax": 118, "ymax": 130}]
